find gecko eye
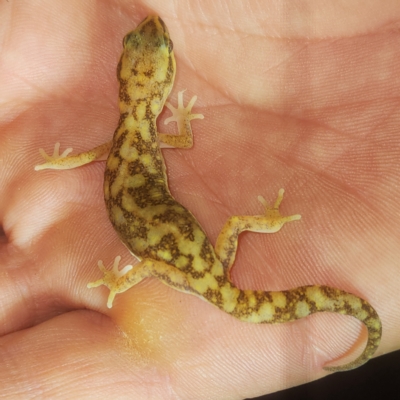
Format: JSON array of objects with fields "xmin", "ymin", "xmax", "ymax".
[
  {"xmin": 123, "ymin": 33, "xmax": 132, "ymax": 47},
  {"xmin": 123, "ymin": 32, "xmax": 141, "ymax": 48}
]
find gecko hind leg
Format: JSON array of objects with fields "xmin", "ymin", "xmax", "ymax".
[
  {"xmin": 87, "ymin": 256, "xmax": 191, "ymax": 308},
  {"xmin": 215, "ymin": 189, "xmax": 301, "ymax": 273}
]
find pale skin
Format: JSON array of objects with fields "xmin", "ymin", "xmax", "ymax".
[{"xmin": 0, "ymin": 1, "xmax": 399, "ymax": 399}]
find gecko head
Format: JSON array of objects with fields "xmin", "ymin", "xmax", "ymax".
[{"xmin": 118, "ymin": 15, "xmax": 176, "ymax": 111}]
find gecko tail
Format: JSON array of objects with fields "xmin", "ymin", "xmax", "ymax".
[
  {"xmin": 307, "ymin": 285, "xmax": 382, "ymax": 372},
  {"xmin": 229, "ymin": 285, "xmax": 381, "ymax": 372}
]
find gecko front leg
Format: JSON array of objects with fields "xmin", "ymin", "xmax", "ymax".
[
  {"xmin": 34, "ymin": 141, "xmax": 112, "ymax": 171},
  {"xmin": 158, "ymin": 90, "xmax": 204, "ymax": 149}
]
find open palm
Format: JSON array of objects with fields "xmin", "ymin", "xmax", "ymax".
[{"xmin": 1, "ymin": 1, "xmax": 399, "ymax": 399}]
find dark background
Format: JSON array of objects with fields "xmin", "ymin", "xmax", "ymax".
[{"xmin": 248, "ymin": 350, "xmax": 400, "ymax": 400}]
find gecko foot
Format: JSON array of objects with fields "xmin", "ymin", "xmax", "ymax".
[
  {"xmin": 164, "ymin": 90, "xmax": 204, "ymax": 126},
  {"xmin": 34, "ymin": 142, "xmax": 73, "ymax": 171},
  {"xmin": 87, "ymin": 256, "xmax": 133, "ymax": 308},
  {"xmin": 255, "ymin": 189, "xmax": 301, "ymax": 232}
]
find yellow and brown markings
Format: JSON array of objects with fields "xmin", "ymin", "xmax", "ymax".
[{"xmin": 35, "ymin": 15, "xmax": 381, "ymax": 372}]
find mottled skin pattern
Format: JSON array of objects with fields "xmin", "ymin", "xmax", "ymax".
[{"xmin": 35, "ymin": 16, "xmax": 381, "ymax": 372}]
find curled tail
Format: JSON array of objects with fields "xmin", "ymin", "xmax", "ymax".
[{"xmin": 229, "ymin": 285, "xmax": 381, "ymax": 372}]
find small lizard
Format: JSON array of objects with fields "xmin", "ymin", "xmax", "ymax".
[{"xmin": 35, "ymin": 15, "xmax": 382, "ymax": 372}]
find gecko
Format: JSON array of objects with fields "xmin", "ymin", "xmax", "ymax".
[{"xmin": 35, "ymin": 15, "xmax": 381, "ymax": 372}]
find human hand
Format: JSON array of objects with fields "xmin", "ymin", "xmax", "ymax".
[{"xmin": 1, "ymin": 1, "xmax": 399, "ymax": 398}]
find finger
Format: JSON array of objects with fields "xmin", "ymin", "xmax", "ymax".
[{"xmin": 0, "ymin": 311, "xmax": 151, "ymax": 396}]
